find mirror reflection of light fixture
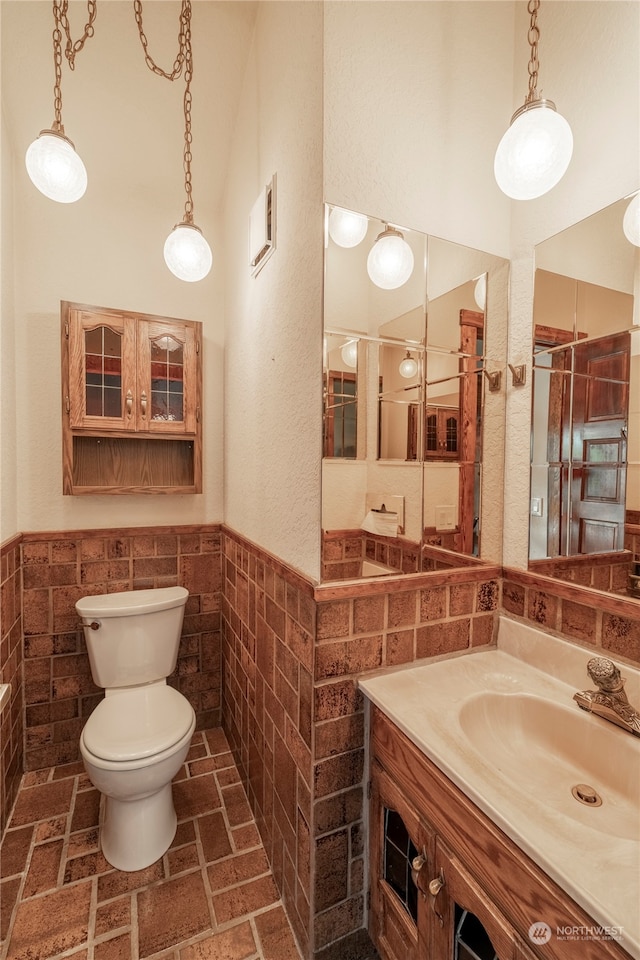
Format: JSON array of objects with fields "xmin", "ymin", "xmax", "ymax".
[
  {"xmin": 398, "ymin": 351, "xmax": 418, "ymax": 379},
  {"xmin": 367, "ymin": 225, "xmax": 415, "ymax": 289},
  {"xmin": 623, "ymin": 193, "xmax": 640, "ymax": 247},
  {"xmin": 494, "ymin": 0, "xmax": 573, "ymax": 200},
  {"xmin": 25, "ymin": 1, "xmax": 95, "ymax": 203},
  {"xmin": 328, "ymin": 208, "xmax": 368, "ymax": 248},
  {"xmin": 134, "ymin": 1, "xmax": 212, "ymax": 282},
  {"xmin": 473, "ymin": 274, "xmax": 487, "ymax": 311},
  {"xmin": 341, "ymin": 339, "xmax": 358, "ymax": 368}
]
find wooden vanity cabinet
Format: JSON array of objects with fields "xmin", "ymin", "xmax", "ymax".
[
  {"xmin": 62, "ymin": 302, "xmax": 202, "ymax": 494},
  {"xmin": 369, "ymin": 705, "xmax": 630, "ymax": 960}
]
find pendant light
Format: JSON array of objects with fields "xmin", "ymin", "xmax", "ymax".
[
  {"xmin": 135, "ymin": 0, "xmax": 212, "ymax": 282},
  {"xmin": 25, "ymin": 1, "xmax": 96, "ymax": 203},
  {"xmin": 341, "ymin": 340, "xmax": 358, "ymax": 368},
  {"xmin": 494, "ymin": 0, "xmax": 573, "ymax": 200},
  {"xmin": 623, "ymin": 193, "xmax": 640, "ymax": 247},
  {"xmin": 367, "ymin": 225, "xmax": 415, "ymax": 290},
  {"xmin": 328, "ymin": 207, "xmax": 368, "ymax": 248},
  {"xmin": 398, "ymin": 351, "xmax": 418, "ymax": 379}
]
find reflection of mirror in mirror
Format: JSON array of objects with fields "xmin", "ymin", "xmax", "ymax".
[
  {"xmin": 530, "ymin": 197, "xmax": 640, "ymax": 600},
  {"xmin": 322, "ymin": 204, "xmax": 509, "ymax": 582}
]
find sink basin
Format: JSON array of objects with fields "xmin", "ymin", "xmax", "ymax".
[{"xmin": 458, "ymin": 691, "xmax": 640, "ymax": 841}]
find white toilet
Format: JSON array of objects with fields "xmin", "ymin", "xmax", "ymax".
[{"xmin": 76, "ymin": 586, "xmax": 196, "ymax": 872}]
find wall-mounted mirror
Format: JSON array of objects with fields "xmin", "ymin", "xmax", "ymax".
[
  {"xmin": 322, "ymin": 205, "xmax": 509, "ymax": 581},
  {"xmin": 529, "ymin": 197, "xmax": 640, "ymax": 600}
]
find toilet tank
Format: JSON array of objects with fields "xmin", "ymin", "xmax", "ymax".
[{"xmin": 76, "ymin": 586, "xmax": 188, "ymax": 689}]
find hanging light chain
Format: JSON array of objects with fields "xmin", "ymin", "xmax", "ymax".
[
  {"xmin": 133, "ymin": 0, "xmax": 187, "ymax": 80},
  {"xmin": 133, "ymin": 0, "xmax": 195, "ymax": 224},
  {"xmin": 182, "ymin": 5, "xmax": 194, "ymax": 223},
  {"xmin": 50, "ymin": 0, "xmax": 97, "ymax": 132},
  {"xmin": 525, "ymin": 0, "xmax": 541, "ymax": 104},
  {"xmin": 52, "ymin": 2, "xmax": 64, "ymax": 131},
  {"xmin": 58, "ymin": 0, "xmax": 97, "ymax": 70}
]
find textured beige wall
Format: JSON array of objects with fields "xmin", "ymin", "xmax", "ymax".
[
  {"xmin": 1, "ymin": 106, "xmax": 18, "ymax": 543},
  {"xmin": 223, "ymin": 2, "xmax": 324, "ymax": 580}
]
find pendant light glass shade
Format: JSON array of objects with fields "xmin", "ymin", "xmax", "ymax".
[
  {"xmin": 328, "ymin": 208, "xmax": 368, "ymax": 248},
  {"xmin": 25, "ymin": 130, "xmax": 87, "ymax": 203},
  {"xmin": 367, "ymin": 227, "xmax": 414, "ymax": 290},
  {"xmin": 341, "ymin": 340, "xmax": 358, "ymax": 368},
  {"xmin": 163, "ymin": 223, "xmax": 212, "ymax": 282},
  {"xmin": 398, "ymin": 352, "xmax": 418, "ymax": 379},
  {"xmin": 473, "ymin": 274, "xmax": 487, "ymax": 311},
  {"xmin": 623, "ymin": 193, "xmax": 640, "ymax": 247},
  {"xmin": 494, "ymin": 100, "xmax": 573, "ymax": 200}
]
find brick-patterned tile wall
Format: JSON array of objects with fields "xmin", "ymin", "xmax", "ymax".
[
  {"xmin": 321, "ymin": 530, "xmax": 480, "ymax": 581},
  {"xmin": 529, "ymin": 551, "xmax": 634, "ymax": 595},
  {"xmin": 20, "ymin": 524, "xmax": 222, "ymax": 771},
  {"xmin": 220, "ymin": 529, "xmax": 315, "ymax": 959},
  {"xmin": 503, "ymin": 567, "xmax": 640, "ymax": 665},
  {"xmin": 221, "ymin": 530, "xmax": 501, "ymax": 960},
  {"xmin": 1, "ymin": 535, "xmax": 23, "ymax": 835},
  {"xmin": 311, "ymin": 568, "xmax": 499, "ymax": 959}
]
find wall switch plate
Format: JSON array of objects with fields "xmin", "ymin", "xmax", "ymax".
[
  {"xmin": 435, "ymin": 506, "xmax": 455, "ymax": 530},
  {"xmin": 531, "ymin": 497, "xmax": 544, "ymax": 517}
]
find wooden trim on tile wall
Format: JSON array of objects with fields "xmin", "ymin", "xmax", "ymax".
[
  {"xmin": 1, "ymin": 532, "xmax": 23, "ymax": 557},
  {"xmin": 314, "ymin": 562, "xmax": 502, "ymax": 602},
  {"xmin": 222, "ymin": 525, "xmax": 317, "ymax": 598},
  {"xmin": 19, "ymin": 522, "xmax": 222, "ymax": 544}
]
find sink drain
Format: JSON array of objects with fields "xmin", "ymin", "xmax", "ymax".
[{"xmin": 571, "ymin": 783, "xmax": 602, "ymax": 807}]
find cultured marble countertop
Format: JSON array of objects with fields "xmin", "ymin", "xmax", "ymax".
[{"xmin": 359, "ymin": 616, "xmax": 640, "ymax": 959}]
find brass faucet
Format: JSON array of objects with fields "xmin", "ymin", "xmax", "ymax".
[{"xmin": 574, "ymin": 657, "xmax": 640, "ymax": 737}]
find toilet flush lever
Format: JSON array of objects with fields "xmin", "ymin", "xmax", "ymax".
[{"xmin": 89, "ymin": 621, "xmax": 101, "ymax": 631}]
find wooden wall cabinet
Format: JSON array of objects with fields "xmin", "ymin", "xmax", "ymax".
[
  {"xmin": 424, "ymin": 406, "xmax": 460, "ymax": 460},
  {"xmin": 369, "ymin": 705, "xmax": 630, "ymax": 960},
  {"xmin": 62, "ymin": 301, "xmax": 202, "ymax": 494}
]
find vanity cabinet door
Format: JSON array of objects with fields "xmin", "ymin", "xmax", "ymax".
[
  {"xmin": 370, "ymin": 761, "xmax": 435, "ymax": 960},
  {"xmin": 429, "ymin": 838, "xmax": 517, "ymax": 960},
  {"xmin": 136, "ymin": 318, "xmax": 200, "ymax": 436},
  {"xmin": 67, "ymin": 307, "xmax": 137, "ymax": 432}
]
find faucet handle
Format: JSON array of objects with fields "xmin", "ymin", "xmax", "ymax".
[{"xmin": 587, "ymin": 657, "xmax": 624, "ymax": 693}]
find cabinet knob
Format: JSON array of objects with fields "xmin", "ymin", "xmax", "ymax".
[
  {"xmin": 410, "ymin": 850, "xmax": 428, "ymax": 898},
  {"xmin": 140, "ymin": 391, "xmax": 147, "ymax": 418},
  {"xmin": 428, "ymin": 870, "xmax": 445, "ymax": 897},
  {"xmin": 126, "ymin": 390, "xmax": 133, "ymax": 418}
]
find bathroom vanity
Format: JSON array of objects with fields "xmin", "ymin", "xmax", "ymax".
[{"xmin": 360, "ymin": 618, "xmax": 639, "ymax": 960}]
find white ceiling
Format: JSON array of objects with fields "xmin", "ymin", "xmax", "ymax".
[{"xmin": 1, "ymin": 1, "xmax": 258, "ymax": 220}]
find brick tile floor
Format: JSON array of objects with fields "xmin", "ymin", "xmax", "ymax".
[{"xmin": 0, "ymin": 728, "xmax": 302, "ymax": 960}]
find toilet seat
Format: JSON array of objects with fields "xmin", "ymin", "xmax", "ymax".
[{"xmin": 82, "ymin": 683, "xmax": 194, "ymax": 763}]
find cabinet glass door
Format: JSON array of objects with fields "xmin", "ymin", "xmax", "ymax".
[
  {"xmin": 68, "ymin": 310, "xmax": 136, "ymax": 431},
  {"xmin": 430, "ymin": 840, "xmax": 517, "ymax": 960},
  {"xmin": 137, "ymin": 319, "xmax": 199, "ymax": 435}
]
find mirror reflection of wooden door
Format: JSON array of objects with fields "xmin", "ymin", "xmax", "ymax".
[
  {"xmin": 324, "ymin": 371, "xmax": 357, "ymax": 458},
  {"xmin": 536, "ymin": 327, "xmax": 630, "ymax": 556},
  {"xmin": 458, "ymin": 309, "xmax": 483, "ymax": 556},
  {"xmin": 567, "ymin": 332, "xmax": 630, "ymax": 554}
]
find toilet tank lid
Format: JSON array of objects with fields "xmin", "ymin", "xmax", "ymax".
[{"xmin": 76, "ymin": 586, "xmax": 188, "ymax": 619}]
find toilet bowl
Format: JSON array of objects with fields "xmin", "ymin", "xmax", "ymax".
[{"xmin": 76, "ymin": 586, "xmax": 196, "ymax": 872}]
